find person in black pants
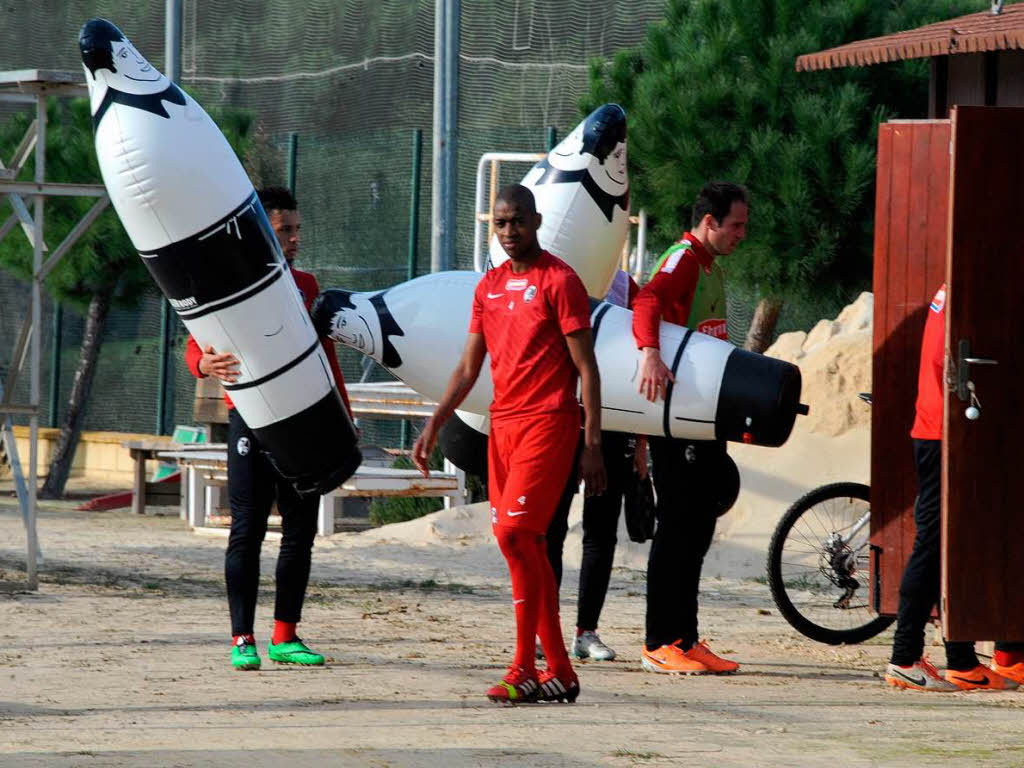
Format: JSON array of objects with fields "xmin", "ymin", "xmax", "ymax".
[
  {"xmin": 884, "ymin": 284, "xmax": 1021, "ymax": 691},
  {"xmin": 223, "ymin": 410, "xmax": 321, "ymax": 658},
  {"xmin": 643, "ymin": 437, "xmax": 725, "ymax": 659},
  {"xmin": 186, "ymin": 187, "xmax": 353, "ymax": 670},
  {"xmin": 547, "ymin": 430, "xmax": 643, "ymax": 660}
]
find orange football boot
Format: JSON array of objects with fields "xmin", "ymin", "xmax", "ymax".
[
  {"xmin": 683, "ymin": 640, "xmax": 740, "ymax": 674},
  {"xmin": 944, "ymin": 664, "xmax": 1019, "ymax": 691},
  {"xmin": 990, "ymin": 659, "xmax": 1024, "ymax": 686}
]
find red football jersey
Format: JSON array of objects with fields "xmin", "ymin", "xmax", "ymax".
[
  {"xmin": 469, "ymin": 251, "xmax": 591, "ymax": 421},
  {"xmin": 910, "ymin": 284, "xmax": 946, "ymax": 440}
]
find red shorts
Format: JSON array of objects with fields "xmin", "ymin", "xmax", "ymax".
[{"xmin": 488, "ymin": 411, "xmax": 580, "ymax": 535}]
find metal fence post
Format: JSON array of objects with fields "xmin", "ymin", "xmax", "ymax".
[
  {"xmin": 157, "ymin": 0, "xmax": 183, "ymax": 436},
  {"xmin": 48, "ymin": 302, "xmax": 61, "ymax": 427},
  {"xmin": 431, "ymin": 0, "xmax": 459, "ymax": 273},
  {"xmin": 287, "ymin": 132, "xmax": 298, "ymax": 196},
  {"xmin": 401, "ymin": 128, "xmax": 423, "ymax": 450}
]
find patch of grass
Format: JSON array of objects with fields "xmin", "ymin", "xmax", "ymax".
[
  {"xmin": 396, "ymin": 578, "xmax": 475, "ymax": 595},
  {"xmin": 368, "ymin": 451, "xmax": 445, "ymax": 526},
  {"xmin": 611, "ymin": 748, "xmax": 665, "ymax": 761}
]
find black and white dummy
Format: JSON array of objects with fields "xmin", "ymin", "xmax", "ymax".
[{"xmin": 80, "ymin": 18, "xmax": 360, "ymax": 494}]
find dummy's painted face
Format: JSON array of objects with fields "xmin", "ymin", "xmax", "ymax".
[
  {"xmin": 598, "ymin": 141, "xmax": 627, "ymax": 190},
  {"xmin": 113, "ymin": 40, "xmax": 160, "ymax": 82},
  {"xmin": 329, "ymin": 305, "xmax": 375, "ymax": 354}
]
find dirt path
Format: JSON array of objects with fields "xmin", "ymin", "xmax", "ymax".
[{"xmin": 2, "ymin": 499, "xmax": 1022, "ymax": 768}]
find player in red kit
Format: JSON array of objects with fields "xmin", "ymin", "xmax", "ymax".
[
  {"xmin": 413, "ymin": 184, "xmax": 605, "ymax": 704},
  {"xmin": 883, "ymin": 284, "xmax": 1021, "ymax": 691}
]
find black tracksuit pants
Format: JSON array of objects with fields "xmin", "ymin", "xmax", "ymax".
[
  {"xmin": 225, "ymin": 408, "xmax": 319, "ymax": 637},
  {"xmin": 644, "ymin": 437, "xmax": 724, "ymax": 650},
  {"xmin": 546, "ymin": 431, "xmax": 633, "ymax": 631},
  {"xmin": 890, "ymin": 439, "xmax": 1024, "ymax": 668}
]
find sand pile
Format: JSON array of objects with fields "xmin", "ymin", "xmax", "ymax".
[{"xmin": 766, "ymin": 292, "xmax": 873, "ymax": 437}]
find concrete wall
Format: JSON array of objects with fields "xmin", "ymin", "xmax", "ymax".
[{"xmin": 10, "ymin": 427, "xmax": 167, "ymax": 484}]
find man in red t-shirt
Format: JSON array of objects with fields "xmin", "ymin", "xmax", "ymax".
[
  {"xmin": 413, "ymin": 184, "xmax": 605, "ymax": 704},
  {"xmin": 884, "ymin": 284, "xmax": 1022, "ymax": 691},
  {"xmin": 185, "ymin": 187, "xmax": 352, "ymax": 671}
]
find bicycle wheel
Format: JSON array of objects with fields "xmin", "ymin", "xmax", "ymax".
[{"xmin": 767, "ymin": 482, "xmax": 894, "ymax": 645}]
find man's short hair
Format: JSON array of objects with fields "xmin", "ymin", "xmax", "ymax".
[
  {"xmin": 494, "ymin": 184, "xmax": 537, "ymax": 215},
  {"xmin": 258, "ymin": 186, "xmax": 298, "ymax": 213},
  {"xmin": 692, "ymin": 182, "xmax": 748, "ymax": 228}
]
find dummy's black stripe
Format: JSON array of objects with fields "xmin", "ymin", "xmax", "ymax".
[
  {"xmin": 136, "ymin": 191, "xmax": 291, "ymax": 313},
  {"xmin": 223, "ymin": 339, "xmax": 320, "ymax": 392},
  {"xmin": 590, "ymin": 302, "xmax": 613, "ymax": 341},
  {"xmin": 603, "ymin": 406, "xmax": 643, "ymax": 414},
  {"xmin": 674, "ymin": 416, "xmax": 715, "ymax": 424},
  {"xmin": 176, "ymin": 265, "xmax": 286, "ymax": 320},
  {"xmin": 662, "ymin": 329, "xmax": 694, "ymax": 438},
  {"xmin": 138, "ymin": 191, "xmax": 259, "ymax": 257}
]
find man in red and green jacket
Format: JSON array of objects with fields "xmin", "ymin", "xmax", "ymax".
[{"xmin": 632, "ymin": 181, "xmax": 747, "ymax": 676}]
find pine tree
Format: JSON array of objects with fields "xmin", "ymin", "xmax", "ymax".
[{"xmin": 584, "ymin": 0, "xmax": 980, "ymax": 350}]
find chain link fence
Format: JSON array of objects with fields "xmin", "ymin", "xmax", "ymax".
[{"xmin": 0, "ymin": 0, "xmax": 849, "ymax": 447}]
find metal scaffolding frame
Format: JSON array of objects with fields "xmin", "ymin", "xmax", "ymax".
[{"xmin": 0, "ymin": 69, "xmax": 109, "ymax": 590}]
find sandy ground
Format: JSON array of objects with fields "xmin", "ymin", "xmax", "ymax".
[{"xmin": 2, "ymin": 422, "xmax": 1023, "ymax": 768}]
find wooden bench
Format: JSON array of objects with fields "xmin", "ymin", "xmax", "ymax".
[
  {"xmin": 121, "ymin": 439, "xmax": 215, "ymax": 515},
  {"xmin": 158, "ymin": 449, "xmax": 465, "ymax": 536}
]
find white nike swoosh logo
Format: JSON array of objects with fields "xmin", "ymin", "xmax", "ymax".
[
  {"xmin": 513, "ymin": 598, "xmax": 525, "ymax": 605},
  {"xmin": 507, "ymin": 510, "xmax": 529, "ymax": 517},
  {"xmin": 487, "ymin": 292, "xmax": 505, "ymax": 299}
]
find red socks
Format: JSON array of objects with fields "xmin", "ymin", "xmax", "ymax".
[
  {"xmin": 494, "ymin": 527, "xmax": 573, "ymax": 679},
  {"xmin": 232, "ymin": 623, "xmax": 297, "ymax": 647},
  {"xmin": 272, "ymin": 621, "xmax": 298, "ymax": 645},
  {"xmin": 995, "ymin": 649, "xmax": 1024, "ymax": 667}
]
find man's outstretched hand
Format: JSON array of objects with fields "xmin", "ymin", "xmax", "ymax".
[{"xmin": 412, "ymin": 422, "xmax": 439, "ymax": 477}]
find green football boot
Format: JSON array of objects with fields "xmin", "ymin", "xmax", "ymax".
[
  {"xmin": 267, "ymin": 637, "xmax": 325, "ymax": 666},
  {"xmin": 231, "ymin": 636, "xmax": 262, "ymax": 671}
]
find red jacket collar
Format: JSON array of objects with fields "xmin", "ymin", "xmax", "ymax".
[{"xmin": 679, "ymin": 232, "xmax": 714, "ymax": 273}]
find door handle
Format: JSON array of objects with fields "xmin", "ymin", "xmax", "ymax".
[{"xmin": 956, "ymin": 340, "xmax": 997, "ymax": 421}]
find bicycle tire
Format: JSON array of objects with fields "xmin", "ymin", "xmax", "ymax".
[{"xmin": 767, "ymin": 482, "xmax": 894, "ymax": 645}]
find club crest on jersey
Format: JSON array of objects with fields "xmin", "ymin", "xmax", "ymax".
[
  {"xmin": 505, "ymin": 278, "xmax": 529, "ymax": 291},
  {"xmin": 930, "ymin": 287, "xmax": 946, "ymax": 313},
  {"xmin": 237, "ymin": 437, "xmax": 251, "ymax": 456},
  {"xmin": 523, "ymin": 285, "xmax": 537, "ymax": 303}
]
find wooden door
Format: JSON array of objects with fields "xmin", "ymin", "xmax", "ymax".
[
  {"xmin": 942, "ymin": 106, "xmax": 1024, "ymax": 641},
  {"xmin": 870, "ymin": 120, "xmax": 950, "ymax": 616}
]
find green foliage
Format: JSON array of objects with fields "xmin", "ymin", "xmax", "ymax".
[
  {"xmin": 368, "ymin": 450, "xmax": 445, "ymax": 527},
  {"xmin": 583, "ymin": 0, "xmax": 981, "ymax": 306},
  {"xmin": 0, "ymin": 94, "xmax": 256, "ymax": 313}
]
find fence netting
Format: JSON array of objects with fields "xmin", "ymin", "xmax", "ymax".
[{"xmin": 0, "ymin": 0, "xmax": 850, "ymax": 447}]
